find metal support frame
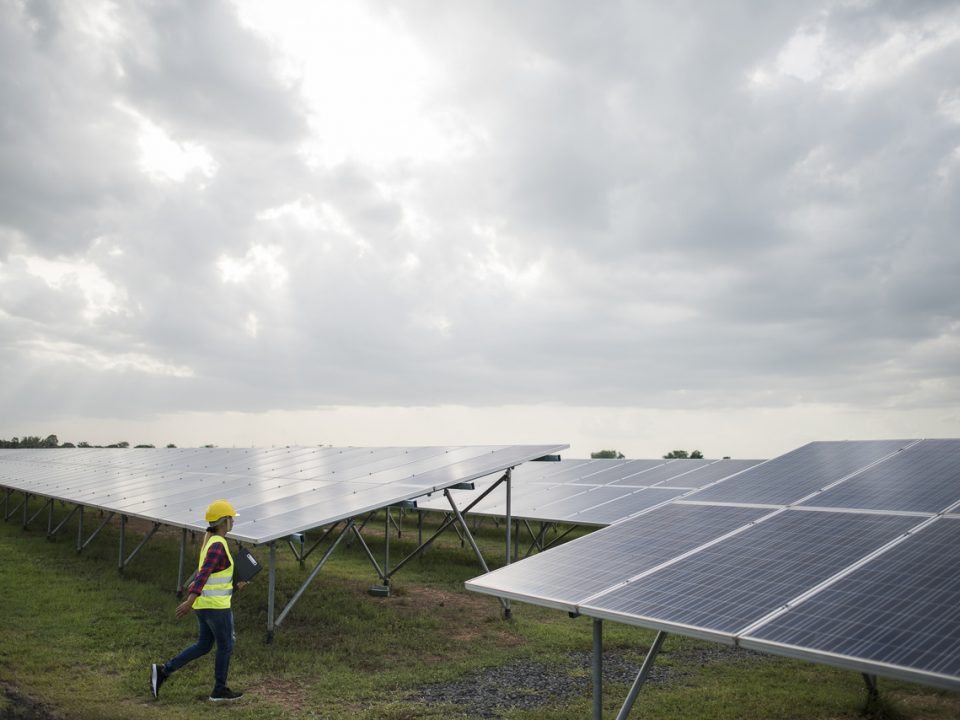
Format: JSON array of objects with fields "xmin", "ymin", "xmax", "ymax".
[
  {"xmin": 78, "ymin": 511, "xmax": 115, "ymax": 553},
  {"xmin": 522, "ymin": 520, "xmax": 553, "ymax": 558},
  {"xmin": 593, "ymin": 619, "xmax": 604, "ymax": 720},
  {"xmin": 388, "ymin": 471, "xmax": 512, "ymax": 579},
  {"xmin": 267, "ymin": 519, "xmax": 354, "ymax": 641},
  {"xmin": 26, "ymin": 497, "xmax": 52, "ymax": 529},
  {"xmin": 541, "ymin": 523, "xmax": 580, "ymax": 552},
  {"xmin": 48, "ymin": 503, "xmax": 81, "ymax": 539},
  {"xmin": 119, "ymin": 521, "xmax": 161, "ymax": 571},
  {"xmin": 504, "ymin": 468, "xmax": 513, "ymax": 618},
  {"xmin": 590, "ymin": 620, "xmax": 669, "ymax": 720},
  {"xmin": 176, "ymin": 529, "xmax": 189, "ymax": 597},
  {"xmin": 614, "ymin": 631, "xmax": 668, "ymax": 720},
  {"xmin": 4, "ymin": 490, "xmax": 24, "ymax": 521},
  {"xmin": 863, "ymin": 673, "xmax": 879, "ymax": 700},
  {"xmin": 118, "ymin": 515, "xmax": 126, "ymax": 570}
]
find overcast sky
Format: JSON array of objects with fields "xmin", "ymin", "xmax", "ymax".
[{"xmin": 1, "ymin": 0, "xmax": 958, "ymax": 458}]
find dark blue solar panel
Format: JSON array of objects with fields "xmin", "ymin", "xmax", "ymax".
[
  {"xmin": 748, "ymin": 517, "xmax": 960, "ymax": 681},
  {"xmin": 800, "ymin": 439, "xmax": 960, "ymax": 513},
  {"xmin": 467, "ymin": 504, "xmax": 768, "ymax": 607},
  {"xmin": 690, "ymin": 441, "xmax": 910, "ymax": 505},
  {"xmin": 583, "ymin": 509, "xmax": 919, "ymax": 634}
]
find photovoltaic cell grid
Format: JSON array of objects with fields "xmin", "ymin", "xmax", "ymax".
[
  {"xmin": 799, "ymin": 438, "xmax": 960, "ymax": 514},
  {"xmin": 467, "ymin": 439, "xmax": 960, "ymax": 691},
  {"xmin": 691, "ymin": 440, "xmax": 910, "ymax": 506},
  {"xmin": 465, "ymin": 503, "xmax": 769, "ymax": 610},
  {"xmin": 582, "ymin": 510, "xmax": 918, "ymax": 637},
  {"xmin": 418, "ymin": 458, "xmax": 764, "ymax": 526},
  {"xmin": 744, "ymin": 517, "xmax": 960, "ymax": 681},
  {"xmin": 0, "ymin": 444, "xmax": 567, "ymax": 544}
]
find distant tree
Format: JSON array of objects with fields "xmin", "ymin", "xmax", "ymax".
[
  {"xmin": 61, "ymin": 442, "xmax": 76, "ymax": 448},
  {"xmin": 203, "ymin": 444, "xmax": 216, "ymax": 448},
  {"xmin": 166, "ymin": 443, "xmax": 177, "ymax": 448},
  {"xmin": 41, "ymin": 434, "xmax": 59, "ymax": 448},
  {"xmin": 591, "ymin": 449, "xmax": 625, "ymax": 459},
  {"xmin": 78, "ymin": 441, "xmax": 91, "ymax": 448},
  {"xmin": 663, "ymin": 449, "xmax": 705, "ymax": 459},
  {"xmin": 134, "ymin": 444, "xmax": 155, "ymax": 448},
  {"xmin": 106, "ymin": 441, "xmax": 130, "ymax": 448}
]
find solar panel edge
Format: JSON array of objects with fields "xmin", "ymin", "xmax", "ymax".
[
  {"xmin": 737, "ymin": 636, "xmax": 960, "ymax": 692},
  {"xmin": 463, "ymin": 578, "xmax": 578, "ymax": 613},
  {"xmin": 581, "ymin": 605, "xmax": 740, "ymax": 645}
]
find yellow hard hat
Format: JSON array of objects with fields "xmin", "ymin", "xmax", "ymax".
[{"xmin": 205, "ymin": 499, "xmax": 238, "ymax": 523}]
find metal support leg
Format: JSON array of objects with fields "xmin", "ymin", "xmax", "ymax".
[
  {"xmin": 4, "ymin": 490, "xmax": 24, "ymax": 522},
  {"xmin": 384, "ymin": 508, "xmax": 391, "ymax": 583},
  {"xmin": 76, "ymin": 506, "xmax": 84, "ymax": 552},
  {"xmin": 505, "ymin": 468, "xmax": 512, "ymax": 565},
  {"xmin": 369, "ymin": 510, "xmax": 391, "ymax": 595},
  {"xmin": 23, "ymin": 492, "xmax": 29, "ymax": 528},
  {"xmin": 863, "ymin": 673, "xmax": 879, "ymax": 700},
  {"xmin": 615, "ymin": 631, "xmax": 669, "ymax": 720},
  {"xmin": 267, "ymin": 542, "xmax": 277, "ymax": 643},
  {"xmin": 593, "ymin": 619, "xmax": 603, "ymax": 720},
  {"xmin": 118, "ymin": 515, "xmax": 126, "ymax": 571},
  {"xmin": 417, "ymin": 509, "xmax": 424, "ymax": 549},
  {"xmin": 504, "ymin": 468, "xmax": 513, "ymax": 619},
  {"xmin": 176, "ymin": 529, "xmax": 188, "ymax": 597}
]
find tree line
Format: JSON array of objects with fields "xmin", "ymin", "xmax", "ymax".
[
  {"xmin": 591, "ymin": 448, "xmax": 707, "ymax": 459},
  {"xmin": 0, "ymin": 435, "xmax": 177, "ymax": 449}
]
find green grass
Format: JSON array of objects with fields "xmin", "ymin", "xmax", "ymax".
[{"xmin": 0, "ymin": 497, "xmax": 958, "ymax": 719}]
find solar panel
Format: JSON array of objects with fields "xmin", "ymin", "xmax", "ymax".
[
  {"xmin": 466, "ymin": 503, "xmax": 768, "ymax": 611},
  {"xmin": 689, "ymin": 440, "xmax": 911, "ymax": 505},
  {"xmin": 799, "ymin": 439, "xmax": 960, "ymax": 513},
  {"xmin": 418, "ymin": 458, "xmax": 765, "ymax": 526},
  {"xmin": 744, "ymin": 517, "xmax": 960, "ymax": 688},
  {"xmin": 466, "ymin": 438, "xmax": 960, "ymax": 693},
  {"xmin": 0, "ymin": 444, "xmax": 567, "ymax": 544},
  {"xmin": 581, "ymin": 509, "xmax": 919, "ymax": 637}
]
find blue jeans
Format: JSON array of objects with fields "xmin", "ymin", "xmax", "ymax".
[{"xmin": 164, "ymin": 608, "xmax": 235, "ymax": 691}]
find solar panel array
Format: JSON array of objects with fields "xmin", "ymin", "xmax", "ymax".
[
  {"xmin": 0, "ymin": 444, "xmax": 567, "ymax": 544},
  {"xmin": 467, "ymin": 439, "xmax": 960, "ymax": 690},
  {"xmin": 417, "ymin": 457, "xmax": 764, "ymax": 526}
]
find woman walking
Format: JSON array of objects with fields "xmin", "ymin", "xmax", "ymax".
[{"xmin": 151, "ymin": 499, "xmax": 244, "ymax": 702}]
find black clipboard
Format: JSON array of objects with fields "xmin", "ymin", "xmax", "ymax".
[{"xmin": 234, "ymin": 546, "xmax": 262, "ymax": 582}]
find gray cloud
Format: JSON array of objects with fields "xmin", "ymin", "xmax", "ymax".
[{"xmin": 1, "ymin": 0, "xmax": 958, "ymax": 438}]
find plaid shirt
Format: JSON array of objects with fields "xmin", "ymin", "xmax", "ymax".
[{"xmin": 188, "ymin": 539, "xmax": 231, "ymax": 597}]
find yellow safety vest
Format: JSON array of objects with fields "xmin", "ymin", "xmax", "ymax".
[{"xmin": 192, "ymin": 535, "xmax": 234, "ymax": 610}]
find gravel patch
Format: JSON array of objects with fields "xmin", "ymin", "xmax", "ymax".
[{"xmin": 407, "ymin": 644, "xmax": 767, "ymax": 718}]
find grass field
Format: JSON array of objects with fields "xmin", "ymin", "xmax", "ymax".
[{"xmin": 1, "ymin": 495, "xmax": 958, "ymax": 719}]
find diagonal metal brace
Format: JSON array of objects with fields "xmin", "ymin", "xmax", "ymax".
[
  {"xmin": 274, "ymin": 519, "xmax": 354, "ymax": 630},
  {"xmin": 79, "ymin": 511, "xmax": 115, "ymax": 553},
  {"xmin": 120, "ymin": 522, "xmax": 161, "ymax": 570},
  {"xmin": 442, "ymin": 488, "xmax": 509, "ymax": 612},
  {"xmin": 614, "ymin": 630, "xmax": 669, "ymax": 720},
  {"xmin": 387, "ymin": 471, "xmax": 511, "ymax": 578},
  {"xmin": 48, "ymin": 503, "xmax": 81, "ymax": 538}
]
